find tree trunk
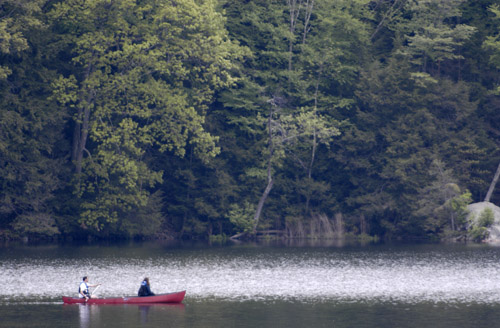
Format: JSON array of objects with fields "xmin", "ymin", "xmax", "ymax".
[
  {"xmin": 370, "ymin": 0, "xmax": 402, "ymax": 41},
  {"xmin": 304, "ymin": 129, "xmax": 317, "ymax": 214},
  {"xmin": 74, "ymin": 101, "xmax": 92, "ymax": 174},
  {"xmin": 252, "ymin": 176, "xmax": 274, "ymax": 233},
  {"xmin": 360, "ymin": 214, "xmax": 367, "ymax": 235},
  {"xmin": 287, "ymin": 0, "xmax": 302, "ymax": 71},
  {"xmin": 335, "ymin": 213, "xmax": 344, "ymax": 238},
  {"xmin": 253, "ymin": 102, "xmax": 277, "ymax": 233},
  {"xmin": 485, "ymin": 161, "xmax": 500, "ymax": 203},
  {"xmin": 229, "ymin": 232, "xmax": 247, "ymax": 240},
  {"xmin": 302, "ymin": 0, "xmax": 314, "ymax": 44},
  {"xmin": 72, "ymin": 63, "xmax": 94, "ymax": 174},
  {"xmin": 72, "ymin": 109, "xmax": 82, "ymax": 163}
]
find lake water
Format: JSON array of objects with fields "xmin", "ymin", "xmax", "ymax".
[{"xmin": 1, "ymin": 240, "xmax": 500, "ymax": 327}]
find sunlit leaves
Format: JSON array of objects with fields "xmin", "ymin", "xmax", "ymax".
[
  {"xmin": 0, "ymin": 0, "xmax": 45, "ymax": 79},
  {"xmin": 49, "ymin": 0, "xmax": 243, "ymax": 232}
]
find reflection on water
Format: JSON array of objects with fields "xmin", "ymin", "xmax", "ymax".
[
  {"xmin": 1, "ymin": 242, "xmax": 500, "ymax": 304},
  {"xmin": 1, "ymin": 298, "xmax": 499, "ymax": 328},
  {"xmin": 74, "ymin": 303, "xmax": 185, "ymax": 328},
  {"xmin": 139, "ymin": 305, "xmax": 150, "ymax": 324},
  {"xmin": 78, "ymin": 304, "xmax": 98, "ymax": 328}
]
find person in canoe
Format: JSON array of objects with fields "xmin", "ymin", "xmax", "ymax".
[
  {"xmin": 79, "ymin": 276, "xmax": 100, "ymax": 301},
  {"xmin": 138, "ymin": 277, "xmax": 155, "ymax": 297}
]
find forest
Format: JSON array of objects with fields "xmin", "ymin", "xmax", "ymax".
[{"xmin": 1, "ymin": 0, "xmax": 500, "ymax": 242}]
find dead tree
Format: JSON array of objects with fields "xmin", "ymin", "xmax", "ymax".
[{"xmin": 485, "ymin": 161, "xmax": 500, "ymax": 203}]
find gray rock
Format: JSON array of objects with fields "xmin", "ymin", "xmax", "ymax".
[{"xmin": 467, "ymin": 202, "xmax": 500, "ymax": 243}]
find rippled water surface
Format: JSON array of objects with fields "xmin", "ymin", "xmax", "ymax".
[{"xmin": 2, "ymin": 241, "xmax": 500, "ymax": 327}]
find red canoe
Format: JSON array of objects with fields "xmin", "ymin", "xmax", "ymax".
[{"xmin": 62, "ymin": 290, "xmax": 186, "ymax": 304}]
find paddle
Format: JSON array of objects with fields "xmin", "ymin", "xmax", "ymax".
[
  {"xmin": 91, "ymin": 284, "xmax": 101, "ymax": 297},
  {"xmin": 83, "ymin": 284, "xmax": 101, "ymax": 302}
]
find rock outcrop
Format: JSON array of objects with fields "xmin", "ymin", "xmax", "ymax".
[{"xmin": 467, "ymin": 202, "xmax": 500, "ymax": 243}]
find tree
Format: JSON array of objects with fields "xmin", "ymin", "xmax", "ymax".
[
  {"xmin": 286, "ymin": 0, "xmax": 368, "ymax": 215},
  {"xmin": 0, "ymin": 0, "xmax": 45, "ymax": 79},
  {"xmin": 338, "ymin": 0, "xmax": 479, "ymax": 237},
  {"xmin": 414, "ymin": 159, "xmax": 471, "ymax": 234},
  {"xmin": 0, "ymin": 0, "xmax": 66, "ymax": 238},
  {"xmin": 400, "ymin": 0, "xmax": 476, "ymax": 78},
  {"xmin": 482, "ymin": 5, "xmax": 500, "ymax": 203},
  {"xmin": 483, "ymin": 5, "xmax": 500, "ymax": 73},
  {"xmin": 50, "ymin": 0, "xmax": 243, "ymax": 234},
  {"xmin": 485, "ymin": 163, "xmax": 500, "ymax": 202},
  {"xmin": 220, "ymin": 0, "xmax": 369, "ymax": 237}
]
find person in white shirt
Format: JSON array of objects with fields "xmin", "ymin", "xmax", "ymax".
[{"xmin": 79, "ymin": 276, "xmax": 100, "ymax": 301}]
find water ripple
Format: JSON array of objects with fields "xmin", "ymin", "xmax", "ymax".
[{"xmin": 1, "ymin": 244, "xmax": 500, "ymax": 304}]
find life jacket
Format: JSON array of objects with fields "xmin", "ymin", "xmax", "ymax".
[{"xmin": 79, "ymin": 282, "xmax": 89, "ymax": 296}]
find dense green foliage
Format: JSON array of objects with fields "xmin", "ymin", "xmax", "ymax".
[
  {"xmin": 468, "ymin": 207, "xmax": 495, "ymax": 242},
  {"xmin": 1, "ymin": 0, "xmax": 499, "ymax": 241}
]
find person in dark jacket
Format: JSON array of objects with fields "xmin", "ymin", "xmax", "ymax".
[{"xmin": 138, "ymin": 277, "xmax": 155, "ymax": 297}]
